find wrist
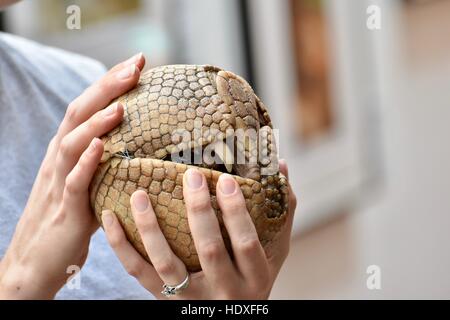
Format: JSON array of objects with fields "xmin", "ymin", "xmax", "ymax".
[{"xmin": 0, "ymin": 257, "xmax": 59, "ymax": 299}]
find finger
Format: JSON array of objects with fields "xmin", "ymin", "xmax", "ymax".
[
  {"xmin": 266, "ymin": 178, "xmax": 298, "ymax": 273},
  {"xmin": 278, "ymin": 159, "xmax": 296, "ymax": 234},
  {"xmin": 102, "ymin": 210, "xmax": 164, "ymax": 296},
  {"xmin": 183, "ymin": 169, "xmax": 237, "ymax": 287},
  {"xmin": 63, "ymin": 138, "xmax": 103, "ymax": 205},
  {"xmin": 277, "ymin": 159, "xmax": 295, "ymax": 235},
  {"xmin": 279, "ymin": 158, "xmax": 289, "ymax": 180},
  {"xmin": 57, "ymin": 53, "xmax": 144, "ymax": 138},
  {"xmin": 216, "ymin": 174, "xmax": 270, "ymax": 288},
  {"xmin": 56, "ymin": 102, "xmax": 124, "ymax": 178},
  {"xmin": 283, "ymin": 182, "xmax": 298, "ymax": 241},
  {"xmin": 109, "ymin": 52, "xmax": 145, "ymax": 73},
  {"xmin": 130, "ymin": 190, "xmax": 188, "ymax": 287}
]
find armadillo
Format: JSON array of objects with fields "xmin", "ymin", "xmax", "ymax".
[{"xmin": 89, "ymin": 65, "xmax": 289, "ymax": 272}]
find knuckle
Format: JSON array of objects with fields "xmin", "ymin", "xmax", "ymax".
[
  {"xmin": 187, "ymin": 195, "xmax": 211, "ymax": 214},
  {"xmin": 86, "ymin": 117, "xmax": 97, "ymax": 133},
  {"xmin": 125, "ymin": 261, "xmax": 144, "ymax": 279},
  {"xmin": 154, "ymin": 257, "xmax": 176, "ymax": 276},
  {"xmin": 40, "ymin": 163, "xmax": 53, "ymax": 180},
  {"xmin": 96, "ymin": 77, "xmax": 114, "ymax": 94},
  {"xmin": 199, "ymin": 240, "xmax": 224, "ymax": 262},
  {"xmin": 64, "ymin": 173, "xmax": 79, "ymax": 195},
  {"xmin": 65, "ymin": 103, "xmax": 77, "ymax": 121},
  {"xmin": 237, "ymin": 237, "xmax": 261, "ymax": 255},
  {"xmin": 58, "ymin": 136, "xmax": 73, "ymax": 159}
]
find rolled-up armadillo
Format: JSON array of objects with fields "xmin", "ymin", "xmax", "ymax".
[{"xmin": 89, "ymin": 65, "xmax": 289, "ymax": 272}]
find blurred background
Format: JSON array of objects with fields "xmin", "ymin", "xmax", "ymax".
[{"xmin": 1, "ymin": 0, "xmax": 450, "ymax": 298}]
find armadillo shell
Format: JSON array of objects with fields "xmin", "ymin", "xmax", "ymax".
[{"xmin": 89, "ymin": 65, "xmax": 288, "ymax": 272}]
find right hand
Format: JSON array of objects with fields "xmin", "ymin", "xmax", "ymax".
[
  {"xmin": 102, "ymin": 161, "xmax": 297, "ymax": 299},
  {"xmin": 0, "ymin": 53, "xmax": 146, "ymax": 299}
]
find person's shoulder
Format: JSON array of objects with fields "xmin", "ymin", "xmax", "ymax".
[{"xmin": 0, "ymin": 31, "xmax": 106, "ymax": 85}]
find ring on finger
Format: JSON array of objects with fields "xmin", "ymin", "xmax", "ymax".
[{"xmin": 161, "ymin": 272, "xmax": 190, "ymax": 297}]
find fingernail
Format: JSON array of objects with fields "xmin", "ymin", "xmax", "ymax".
[
  {"xmin": 125, "ymin": 52, "xmax": 142, "ymax": 65},
  {"xmin": 279, "ymin": 158, "xmax": 288, "ymax": 177},
  {"xmin": 116, "ymin": 64, "xmax": 136, "ymax": 80},
  {"xmin": 133, "ymin": 192, "xmax": 149, "ymax": 213},
  {"xmin": 89, "ymin": 138, "xmax": 99, "ymax": 153},
  {"xmin": 103, "ymin": 103, "xmax": 118, "ymax": 116},
  {"xmin": 186, "ymin": 169, "xmax": 203, "ymax": 189},
  {"xmin": 219, "ymin": 174, "xmax": 236, "ymax": 195},
  {"xmin": 102, "ymin": 211, "xmax": 113, "ymax": 227}
]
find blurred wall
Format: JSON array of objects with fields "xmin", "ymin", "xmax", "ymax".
[{"xmin": 270, "ymin": 0, "xmax": 450, "ymax": 299}]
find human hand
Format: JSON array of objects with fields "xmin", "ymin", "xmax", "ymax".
[
  {"xmin": 0, "ymin": 53, "xmax": 146, "ymax": 299},
  {"xmin": 102, "ymin": 159, "xmax": 297, "ymax": 299}
]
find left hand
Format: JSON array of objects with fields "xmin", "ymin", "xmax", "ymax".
[
  {"xmin": 0, "ymin": 53, "xmax": 146, "ymax": 299},
  {"xmin": 102, "ymin": 159, "xmax": 297, "ymax": 299}
]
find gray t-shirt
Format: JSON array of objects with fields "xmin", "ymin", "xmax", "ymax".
[{"xmin": 0, "ymin": 32, "xmax": 153, "ymax": 299}]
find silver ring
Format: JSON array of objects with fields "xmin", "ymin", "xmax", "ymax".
[{"xmin": 161, "ymin": 273, "xmax": 190, "ymax": 297}]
